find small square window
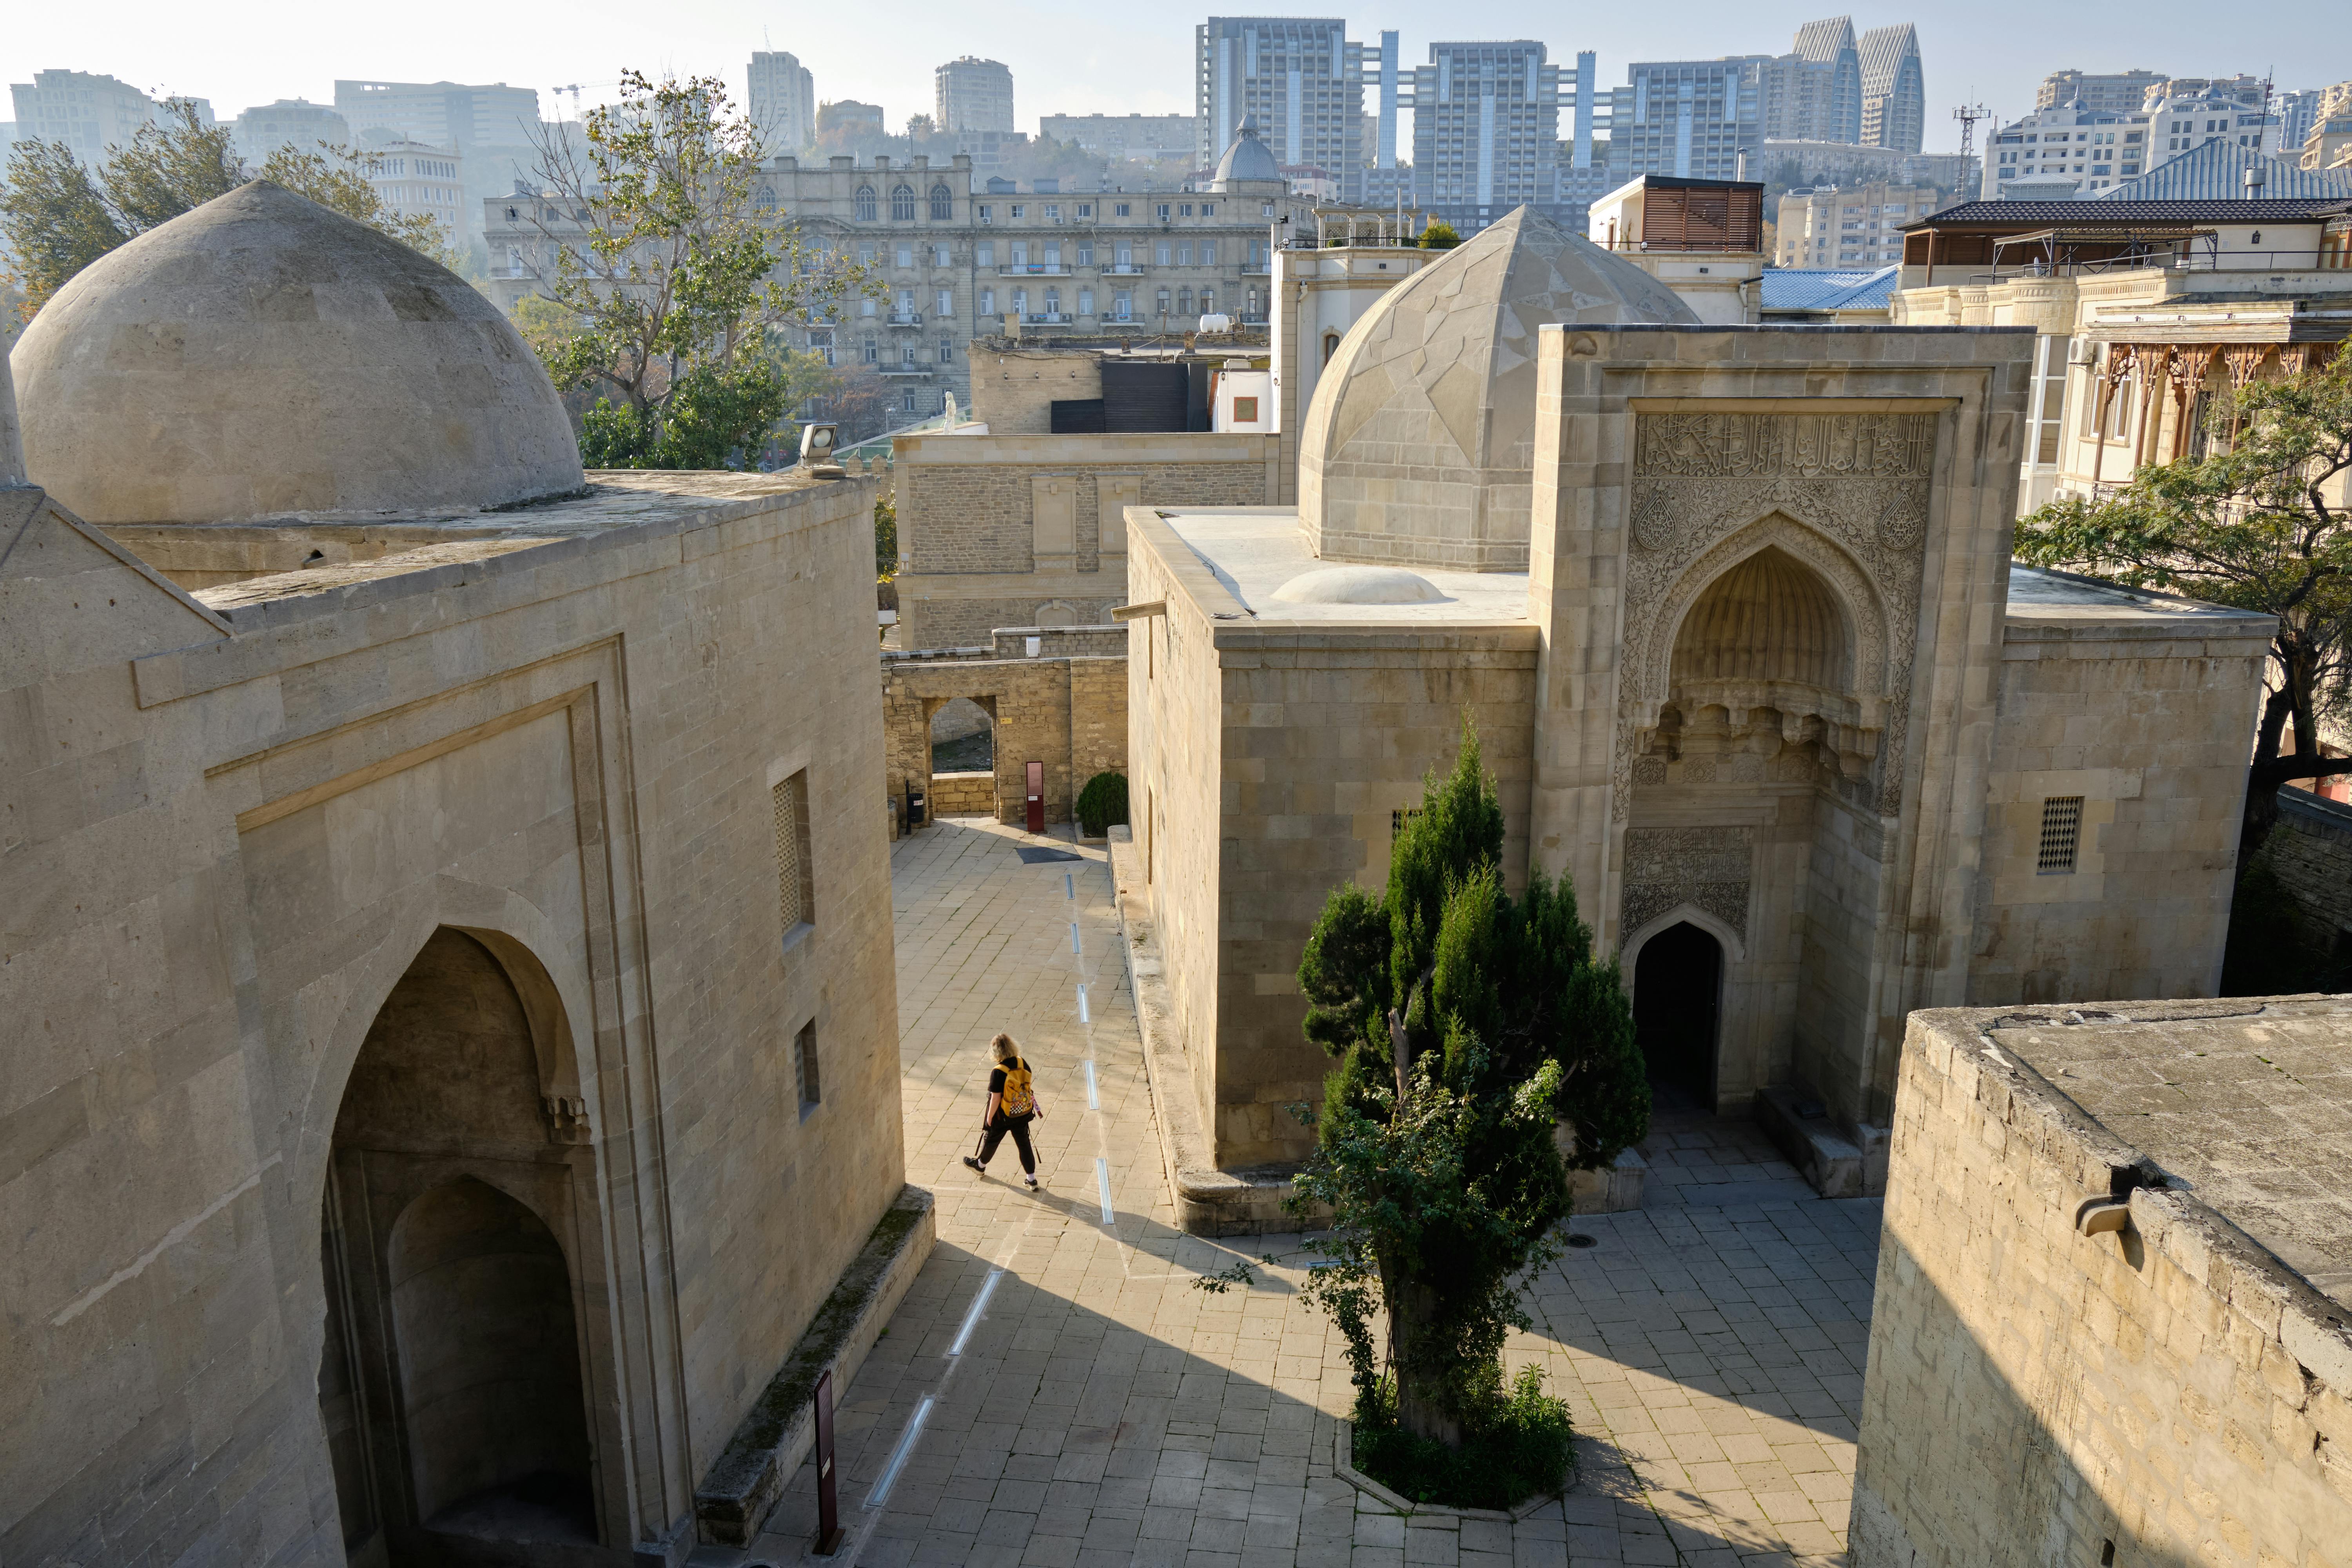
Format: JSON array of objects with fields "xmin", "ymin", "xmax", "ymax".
[
  {"xmin": 2037, "ymin": 797, "xmax": 2084, "ymax": 874},
  {"xmin": 793, "ymin": 1018, "xmax": 820, "ymax": 1115}
]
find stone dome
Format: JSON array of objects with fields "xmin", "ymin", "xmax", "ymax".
[
  {"xmin": 1269, "ymin": 564, "xmax": 1446, "ymax": 604},
  {"xmin": 1298, "ymin": 205, "xmax": 1698, "ymax": 573},
  {"xmin": 1212, "ymin": 116, "xmax": 1282, "ymax": 187},
  {"xmin": 11, "ymin": 180, "xmax": 584, "ymax": 524}
]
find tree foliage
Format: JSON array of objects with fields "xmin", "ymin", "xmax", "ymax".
[
  {"xmin": 2014, "ymin": 354, "xmax": 2352, "ymax": 858},
  {"xmin": 0, "ymin": 97, "xmax": 455, "ymax": 320},
  {"xmin": 1290, "ymin": 718, "xmax": 1647, "ymax": 1468},
  {"xmin": 1416, "ymin": 219, "xmax": 1463, "ymax": 250},
  {"xmin": 520, "ymin": 70, "xmax": 869, "ymax": 470}
]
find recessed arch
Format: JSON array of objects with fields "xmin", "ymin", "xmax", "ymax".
[
  {"xmin": 1621, "ymin": 900, "xmax": 1748, "ymax": 977},
  {"xmin": 1670, "ymin": 545, "xmax": 1853, "ymax": 693}
]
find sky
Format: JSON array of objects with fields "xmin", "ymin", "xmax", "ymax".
[{"xmin": 4, "ymin": 0, "xmax": 2344, "ymax": 156}]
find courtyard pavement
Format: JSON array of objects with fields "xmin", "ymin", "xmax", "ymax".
[{"xmin": 734, "ymin": 817, "xmax": 1881, "ymax": 1568}]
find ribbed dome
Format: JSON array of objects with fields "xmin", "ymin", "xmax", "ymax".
[
  {"xmin": 1671, "ymin": 548, "xmax": 1851, "ymax": 691},
  {"xmin": 1298, "ymin": 205, "xmax": 1699, "ymax": 573},
  {"xmin": 11, "ymin": 180, "xmax": 584, "ymax": 523},
  {"xmin": 1212, "ymin": 116, "xmax": 1282, "ymax": 186}
]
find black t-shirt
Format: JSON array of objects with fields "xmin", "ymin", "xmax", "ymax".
[{"xmin": 988, "ymin": 1065, "xmax": 1007, "ymax": 1096}]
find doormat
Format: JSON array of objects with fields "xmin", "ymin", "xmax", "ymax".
[{"xmin": 1015, "ymin": 846, "xmax": 1082, "ymax": 864}]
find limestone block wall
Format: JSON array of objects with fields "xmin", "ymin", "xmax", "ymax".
[
  {"xmin": 882, "ymin": 650, "xmax": 1129, "ymax": 827},
  {"xmin": 969, "ymin": 348, "xmax": 1103, "ymax": 433},
  {"xmin": 1969, "ymin": 604, "xmax": 2270, "ymax": 1004},
  {"xmin": 893, "ymin": 430, "xmax": 1282, "ymax": 648},
  {"xmin": 1853, "ymin": 1003, "xmax": 2352, "ymax": 1565},
  {"xmin": 0, "ymin": 472, "xmax": 905, "ymax": 1564},
  {"xmin": 2270, "ymin": 787, "xmax": 2352, "ymax": 949},
  {"xmin": 928, "ymin": 770, "xmax": 996, "ymax": 814}
]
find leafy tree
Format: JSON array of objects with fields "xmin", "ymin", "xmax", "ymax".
[
  {"xmin": 1290, "ymin": 719, "xmax": 1647, "ymax": 1468},
  {"xmin": 873, "ymin": 492, "xmax": 899, "ymax": 577},
  {"xmin": 522, "ymin": 70, "xmax": 869, "ymax": 469},
  {"xmin": 1416, "ymin": 219, "xmax": 1462, "ymax": 250},
  {"xmin": 1, "ymin": 98, "xmax": 453, "ymax": 319},
  {"xmin": 2016, "ymin": 355, "xmax": 2352, "ymax": 860}
]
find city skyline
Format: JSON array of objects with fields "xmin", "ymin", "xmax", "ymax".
[{"xmin": 5, "ymin": 0, "xmax": 2339, "ymax": 161}]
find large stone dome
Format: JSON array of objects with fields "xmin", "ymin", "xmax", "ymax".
[
  {"xmin": 11, "ymin": 180, "xmax": 584, "ymax": 523},
  {"xmin": 1298, "ymin": 205, "xmax": 1698, "ymax": 572}
]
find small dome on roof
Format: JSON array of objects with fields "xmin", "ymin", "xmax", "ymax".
[
  {"xmin": 1270, "ymin": 565, "xmax": 1446, "ymax": 604},
  {"xmin": 1212, "ymin": 116, "xmax": 1282, "ymax": 187},
  {"xmin": 1299, "ymin": 205, "xmax": 1698, "ymax": 573},
  {"xmin": 11, "ymin": 180, "xmax": 583, "ymax": 524}
]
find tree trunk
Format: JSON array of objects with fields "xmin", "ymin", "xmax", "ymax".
[{"xmin": 1378, "ymin": 1258, "xmax": 1463, "ymax": 1447}]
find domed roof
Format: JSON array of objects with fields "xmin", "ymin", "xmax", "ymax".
[
  {"xmin": 11, "ymin": 181, "xmax": 583, "ymax": 524},
  {"xmin": 1270, "ymin": 565, "xmax": 1446, "ymax": 604},
  {"xmin": 1298, "ymin": 205, "xmax": 1698, "ymax": 573},
  {"xmin": 1212, "ymin": 116, "xmax": 1282, "ymax": 187}
]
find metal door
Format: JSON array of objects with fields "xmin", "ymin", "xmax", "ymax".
[{"xmin": 1025, "ymin": 761, "xmax": 1045, "ymax": 833}]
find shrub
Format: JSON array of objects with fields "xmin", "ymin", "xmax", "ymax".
[
  {"xmin": 1416, "ymin": 219, "xmax": 1462, "ymax": 250},
  {"xmin": 1350, "ymin": 1364, "xmax": 1575, "ymax": 1510},
  {"xmin": 1076, "ymin": 771, "xmax": 1129, "ymax": 837}
]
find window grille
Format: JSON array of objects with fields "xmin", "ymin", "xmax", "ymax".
[
  {"xmin": 2036, "ymin": 797, "xmax": 2084, "ymax": 874},
  {"xmin": 793, "ymin": 1019, "xmax": 820, "ymax": 1112},
  {"xmin": 1391, "ymin": 806, "xmax": 1423, "ymax": 837},
  {"xmin": 773, "ymin": 771, "xmax": 815, "ymax": 931}
]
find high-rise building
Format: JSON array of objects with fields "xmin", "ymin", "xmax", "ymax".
[
  {"xmin": 1196, "ymin": 17, "xmax": 1366, "ymax": 195},
  {"xmin": 1601, "ymin": 58, "xmax": 1768, "ymax": 184},
  {"xmin": 1038, "ymin": 113, "xmax": 1197, "ymax": 161},
  {"xmin": 1857, "ymin": 24, "xmax": 1924, "ymax": 153},
  {"xmin": 7, "ymin": 70, "xmax": 211, "ymax": 164},
  {"xmin": 936, "ymin": 57, "xmax": 1014, "ymax": 134},
  {"xmin": 2276, "ymin": 87, "xmax": 2331, "ymax": 160},
  {"xmin": 2036, "ymin": 68, "xmax": 2167, "ymax": 114},
  {"xmin": 234, "ymin": 99, "xmax": 351, "ymax": 163},
  {"xmin": 1406, "ymin": 41, "xmax": 1565, "ymax": 230},
  {"xmin": 1765, "ymin": 17, "xmax": 1863, "ymax": 145},
  {"xmin": 748, "ymin": 51, "xmax": 817, "ymax": 154},
  {"xmin": 333, "ymin": 80, "xmax": 540, "ymax": 151},
  {"xmin": 1983, "ymin": 101, "xmax": 2152, "ymax": 196}
]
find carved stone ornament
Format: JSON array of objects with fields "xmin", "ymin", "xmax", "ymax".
[
  {"xmin": 1617, "ymin": 410, "xmax": 1936, "ymax": 821},
  {"xmin": 1621, "ymin": 826, "xmax": 1754, "ymax": 942},
  {"xmin": 542, "ymin": 1094, "xmax": 592, "ymax": 1145}
]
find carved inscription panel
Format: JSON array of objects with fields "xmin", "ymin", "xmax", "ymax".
[{"xmin": 1621, "ymin": 826, "xmax": 1754, "ymax": 943}]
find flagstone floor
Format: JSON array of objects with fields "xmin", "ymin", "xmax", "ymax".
[{"xmin": 722, "ymin": 817, "xmax": 1881, "ymax": 1568}]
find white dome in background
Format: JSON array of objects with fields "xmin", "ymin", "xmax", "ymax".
[{"xmin": 1270, "ymin": 565, "xmax": 1448, "ymax": 605}]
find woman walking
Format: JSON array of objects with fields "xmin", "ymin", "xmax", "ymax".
[{"xmin": 963, "ymin": 1033, "xmax": 1045, "ymax": 1190}]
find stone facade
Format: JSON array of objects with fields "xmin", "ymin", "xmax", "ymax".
[
  {"xmin": 2270, "ymin": 786, "xmax": 2352, "ymax": 957},
  {"xmin": 0, "ymin": 471, "xmax": 908, "ymax": 1565},
  {"xmin": 891, "ymin": 430, "xmax": 1282, "ymax": 648},
  {"xmin": 1854, "ymin": 1000, "xmax": 2352, "ymax": 1564},
  {"xmin": 882, "ymin": 632, "xmax": 1129, "ymax": 828}
]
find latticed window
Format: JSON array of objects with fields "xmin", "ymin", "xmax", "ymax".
[
  {"xmin": 854, "ymin": 185, "xmax": 877, "ymax": 221},
  {"xmin": 773, "ymin": 771, "xmax": 814, "ymax": 933},
  {"xmin": 891, "ymin": 184, "xmax": 916, "ymax": 221},
  {"xmin": 2037, "ymin": 797, "xmax": 2084, "ymax": 874},
  {"xmin": 1390, "ymin": 806, "xmax": 1423, "ymax": 838}
]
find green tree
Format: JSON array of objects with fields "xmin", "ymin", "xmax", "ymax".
[
  {"xmin": 1290, "ymin": 720, "xmax": 1647, "ymax": 1470},
  {"xmin": 521, "ymin": 70, "xmax": 869, "ymax": 470},
  {"xmin": 873, "ymin": 491, "xmax": 899, "ymax": 577},
  {"xmin": 2015, "ymin": 356, "xmax": 2352, "ymax": 860},
  {"xmin": 258, "ymin": 144, "xmax": 455, "ymax": 265},
  {"xmin": 1416, "ymin": 219, "xmax": 1462, "ymax": 250}
]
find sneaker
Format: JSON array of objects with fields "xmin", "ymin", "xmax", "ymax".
[
  {"xmin": 1024, "ymin": 1174, "xmax": 1040, "ymax": 1191},
  {"xmin": 962, "ymin": 1156, "xmax": 985, "ymax": 1174}
]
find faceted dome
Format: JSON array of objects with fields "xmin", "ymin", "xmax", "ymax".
[
  {"xmin": 1212, "ymin": 116, "xmax": 1282, "ymax": 187},
  {"xmin": 11, "ymin": 181, "xmax": 583, "ymax": 524},
  {"xmin": 1299, "ymin": 205, "xmax": 1699, "ymax": 572}
]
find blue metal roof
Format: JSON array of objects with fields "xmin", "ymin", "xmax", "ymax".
[
  {"xmin": 2099, "ymin": 140, "xmax": 2352, "ymax": 203},
  {"xmin": 1761, "ymin": 265, "xmax": 1901, "ymax": 312}
]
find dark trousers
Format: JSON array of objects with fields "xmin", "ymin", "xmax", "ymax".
[{"xmin": 978, "ymin": 1112, "xmax": 1036, "ymax": 1173}]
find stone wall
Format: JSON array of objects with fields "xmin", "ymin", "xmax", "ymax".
[
  {"xmin": 929, "ymin": 770, "xmax": 996, "ymax": 814},
  {"xmin": 892, "ymin": 430, "xmax": 1282, "ymax": 648},
  {"xmin": 969, "ymin": 347, "xmax": 1103, "ymax": 433},
  {"xmin": 883, "ymin": 647, "xmax": 1129, "ymax": 829},
  {"xmin": 1853, "ymin": 1001, "xmax": 2352, "ymax": 1564},
  {"xmin": 0, "ymin": 472, "xmax": 906, "ymax": 1564},
  {"xmin": 2270, "ymin": 786, "xmax": 2352, "ymax": 951}
]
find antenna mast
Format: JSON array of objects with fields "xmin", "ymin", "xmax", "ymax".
[{"xmin": 1953, "ymin": 99, "xmax": 1989, "ymax": 196}]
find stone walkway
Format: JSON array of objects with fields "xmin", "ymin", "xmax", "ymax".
[{"xmin": 729, "ymin": 817, "xmax": 1882, "ymax": 1568}]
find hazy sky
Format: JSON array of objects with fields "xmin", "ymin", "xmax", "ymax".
[{"xmin": 5, "ymin": 0, "xmax": 2343, "ymax": 155}]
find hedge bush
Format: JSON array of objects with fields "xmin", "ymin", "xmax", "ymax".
[{"xmin": 1076, "ymin": 771, "xmax": 1129, "ymax": 837}]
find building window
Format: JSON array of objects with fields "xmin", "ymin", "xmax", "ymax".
[
  {"xmin": 1177, "ymin": 286, "xmax": 1192, "ymax": 314},
  {"xmin": 863, "ymin": 335, "xmax": 878, "ymax": 363},
  {"xmin": 1011, "ymin": 203, "xmax": 1025, "ymax": 219},
  {"xmin": 1157, "ymin": 203, "xmax": 1172, "ymax": 221},
  {"xmin": 1200, "ymin": 203, "xmax": 1214, "ymax": 217},
  {"xmin": 1323, "ymin": 331, "xmax": 1341, "ymax": 364},
  {"xmin": 793, "ymin": 1018, "xmax": 820, "ymax": 1114},
  {"xmin": 855, "ymin": 185, "xmax": 877, "ymax": 221},
  {"xmin": 896, "ymin": 244, "xmax": 913, "ymax": 268},
  {"xmin": 930, "ymin": 183, "xmax": 953, "ymax": 220},
  {"xmin": 773, "ymin": 771, "xmax": 815, "ymax": 935},
  {"xmin": 1114, "ymin": 291, "xmax": 1133, "ymax": 320},
  {"xmin": 1078, "ymin": 203, "xmax": 1093, "ymax": 218},
  {"xmin": 980, "ymin": 287, "xmax": 995, "ymax": 313},
  {"xmin": 1156, "ymin": 241, "xmax": 1173, "ymax": 265},
  {"xmin": 978, "ymin": 204, "xmax": 993, "ymax": 223},
  {"xmin": 903, "ymin": 345, "xmax": 918, "ymax": 364},
  {"xmin": 939, "ymin": 336, "xmax": 954, "ymax": 362},
  {"xmin": 934, "ymin": 243, "xmax": 952, "ymax": 266},
  {"xmin": 1078, "ymin": 289, "xmax": 1094, "ymax": 315},
  {"xmin": 936, "ymin": 289, "xmax": 953, "ymax": 316},
  {"xmin": 892, "ymin": 184, "xmax": 916, "ymax": 221},
  {"xmin": 1115, "ymin": 202, "xmax": 1131, "ymax": 217},
  {"xmin": 1076, "ymin": 241, "xmax": 1094, "ymax": 265},
  {"xmin": 2036, "ymin": 797, "xmax": 2085, "ymax": 874},
  {"xmin": 1199, "ymin": 240, "xmax": 1216, "ymax": 265},
  {"xmin": 976, "ymin": 241, "xmax": 994, "ymax": 267},
  {"xmin": 1199, "ymin": 289, "xmax": 1213, "ymax": 314}
]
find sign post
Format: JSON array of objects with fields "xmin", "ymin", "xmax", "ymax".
[{"xmin": 813, "ymin": 1369, "xmax": 845, "ymax": 1555}]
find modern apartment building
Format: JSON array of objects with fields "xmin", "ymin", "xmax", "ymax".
[
  {"xmin": 1858, "ymin": 24, "xmax": 1924, "ymax": 153},
  {"xmin": 748, "ymin": 51, "xmax": 817, "ymax": 154},
  {"xmin": 1988, "ymin": 80, "xmax": 2273, "ymax": 198},
  {"xmin": 2036, "ymin": 68, "xmax": 2167, "ymax": 115},
  {"xmin": 233, "ymin": 99, "xmax": 350, "ymax": 162},
  {"xmin": 936, "ymin": 58, "xmax": 1014, "ymax": 134},
  {"xmin": 1766, "ymin": 17, "xmax": 1863, "ymax": 145},
  {"xmin": 1600, "ymin": 58, "xmax": 1767, "ymax": 185},
  {"xmin": 482, "ymin": 127, "xmax": 1310, "ymax": 420},
  {"xmin": 365, "ymin": 140, "xmax": 466, "ymax": 236},
  {"xmin": 7, "ymin": 70, "xmax": 209, "ymax": 163},
  {"xmin": 1405, "ymin": 41, "xmax": 1565, "ymax": 229},
  {"xmin": 1195, "ymin": 17, "xmax": 1367, "ymax": 197},
  {"xmin": 1775, "ymin": 181, "xmax": 1940, "ymax": 267},
  {"xmin": 1039, "ymin": 114, "xmax": 1198, "ymax": 161},
  {"xmin": 332, "ymin": 79, "xmax": 539, "ymax": 151}
]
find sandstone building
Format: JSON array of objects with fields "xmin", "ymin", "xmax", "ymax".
[
  {"xmin": 2, "ymin": 183, "xmax": 919, "ymax": 1565},
  {"xmin": 1116, "ymin": 206, "xmax": 2272, "ymax": 1214}
]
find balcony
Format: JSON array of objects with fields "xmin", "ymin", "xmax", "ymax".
[
  {"xmin": 998, "ymin": 263, "xmax": 1072, "ymax": 276},
  {"xmin": 1020, "ymin": 312, "xmax": 1073, "ymax": 325},
  {"xmin": 878, "ymin": 365, "xmax": 936, "ymax": 377},
  {"xmin": 1105, "ymin": 263, "xmax": 1145, "ymax": 275},
  {"xmin": 887, "ymin": 310, "xmax": 924, "ymax": 326}
]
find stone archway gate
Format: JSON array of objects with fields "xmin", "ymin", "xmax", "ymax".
[{"xmin": 883, "ymin": 626, "xmax": 1128, "ymax": 828}]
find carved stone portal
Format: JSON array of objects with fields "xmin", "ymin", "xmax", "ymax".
[{"xmin": 1621, "ymin": 826, "xmax": 1755, "ymax": 941}]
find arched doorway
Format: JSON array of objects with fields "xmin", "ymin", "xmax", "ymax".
[
  {"xmin": 1634, "ymin": 922, "xmax": 1721, "ymax": 1107},
  {"xmin": 318, "ymin": 927, "xmax": 600, "ymax": 1563}
]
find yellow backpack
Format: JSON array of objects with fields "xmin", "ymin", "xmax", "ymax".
[{"xmin": 999, "ymin": 1056, "xmax": 1036, "ymax": 1116}]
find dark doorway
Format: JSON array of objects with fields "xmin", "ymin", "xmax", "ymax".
[{"xmin": 1634, "ymin": 922, "xmax": 1721, "ymax": 1106}]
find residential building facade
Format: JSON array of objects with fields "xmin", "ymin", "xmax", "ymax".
[
  {"xmin": 2036, "ymin": 67, "xmax": 2168, "ymax": 115},
  {"xmin": 1775, "ymin": 181, "xmax": 1942, "ymax": 267},
  {"xmin": 1601, "ymin": 57, "xmax": 1766, "ymax": 184},
  {"xmin": 7, "ymin": 69, "xmax": 207, "ymax": 163},
  {"xmin": 1857, "ymin": 23, "xmax": 1924, "ymax": 153},
  {"xmin": 936, "ymin": 57, "xmax": 1014, "ymax": 134},
  {"xmin": 232, "ymin": 98, "xmax": 350, "ymax": 162},
  {"xmin": 332, "ymin": 78, "xmax": 539, "ymax": 151},
  {"xmin": 1985, "ymin": 101, "xmax": 2151, "ymax": 196},
  {"xmin": 1040, "ymin": 113, "xmax": 1197, "ymax": 161},
  {"xmin": 748, "ymin": 51, "xmax": 817, "ymax": 154},
  {"xmin": 365, "ymin": 139, "xmax": 466, "ymax": 236},
  {"xmin": 1406, "ymin": 41, "xmax": 1564, "ymax": 232},
  {"xmin": 1765, "ymin": 16, "xmax": 1863, "ymax": 145},
  {"xmin": 1195, "ymin": 17, "xmax": 1367, "ymax": 197}
]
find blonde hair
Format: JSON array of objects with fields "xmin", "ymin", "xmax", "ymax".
[{"xmin": 990, "ymin": 1033, "xmax": 1020, "ymax": 1065}]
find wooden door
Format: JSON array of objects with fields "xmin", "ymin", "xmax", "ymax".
[{"xmin": 1025, "ymin": 761, "xmax": 1045, "ymax": 833}]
